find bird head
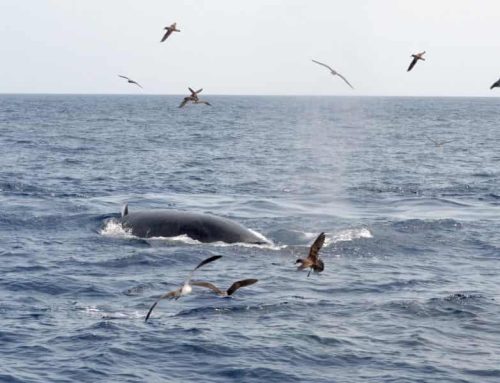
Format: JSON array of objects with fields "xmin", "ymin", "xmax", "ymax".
[{"xmin": 295, "ymin": 259, "xmax": 303, "ymax": 265}]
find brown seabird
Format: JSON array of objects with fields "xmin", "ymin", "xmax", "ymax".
[
  {"xmin": 145, "ymin": 255, "xmax": 222, "ymax": 322},
  {"xmin": 407, "ymin": 51, "xmax": 426, "ymax": 72},
  {"xmin": 161, "ymin": 23, "xmax": 180, "ymax": 42},
  {"xmin": 295, "ymin": 232, "xmax": 325, "ymax": 277}
]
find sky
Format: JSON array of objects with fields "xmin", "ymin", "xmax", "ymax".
[{"xmin": 1, "ymin": 0, "xmax": 500, "ymax": 96}]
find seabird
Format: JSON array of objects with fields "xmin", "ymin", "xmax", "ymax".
[
  {"xmin": 192, "ymin": 279, "xmax": 258, "ymax": 297},
  {"xmin": 178, "ymin": 88, "xmax": 210, "ymax": 108},
  {"xmin": 490, "ymin": 78, "xmax": 500, "ymax": 90},
  {"xmin": 311, "ymin": 59, "xmax": 354, "ymax": 89},
  {"xmin": 145, "ymin": 255, "xmax": 222, "ymax": 321},
  {"xmin": 118, "ymin": 75, "xmax": 143, "ymax": 88},
  {"xmin": 425, "ymin": 135, "xmax": 455, "ymax": 147},
  {"xmin": 295, "ymin": 232, "xmax": 325, "ymax": 277},
  {"xmin": 407, "ymin": 51, "xmax": 426, "ymax": 72},
  {"xmin": 161, "ymin": 23, "xmax": 180, "ymax": 42}
]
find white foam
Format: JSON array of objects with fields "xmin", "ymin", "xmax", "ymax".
[
  {"xmin": 99, "ymin": 218, "xmax": 134, "ymax": 238},
  {"xmin": 303, "ymin": 227, "xmax": 372, "ymax": 247}
]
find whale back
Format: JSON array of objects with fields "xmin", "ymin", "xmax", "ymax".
[{"xmin": 120, "ymin": 210, "xmax": 265, "ymax": 244}]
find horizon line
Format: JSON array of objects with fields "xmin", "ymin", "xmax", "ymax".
[{"xmin": 0, "ymin": 92, "xmax": 499, "ymax": 98}]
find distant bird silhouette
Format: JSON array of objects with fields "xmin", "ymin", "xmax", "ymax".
[
  {"xmin": 161, "ymin": 23, "xmax": 180, "ymax": 42},
  {"xmin": 407, "ymin": 51, "xmax": 426, "ymax": 72},
  {"xmin": 425, "ymin": 135, "xmax": 455, "ymax": 147},
  {"xmin": 178, "ymin": 88, "xmax": 210, "ymax": 108},
  {"xmin": 145, "ymin": 255, "xmax": 222, "ymax": 322},
  {"xmin": 490, "ymin": 78, "xmax": 500, "ymax": 90},
  {"xmin": 192, "ymin": 279, "xmax": 258, "ymax": 297},
  {"xmin": 311, "ymin": 59, "xmax": 354, "ymax": 89},
  {"xmin": 118, "ymin": 75, "xmax": 143, "ymax": 88},
  {"xmin": 295, "ymin": 232, "xmax": 325, "ymax": 277}
]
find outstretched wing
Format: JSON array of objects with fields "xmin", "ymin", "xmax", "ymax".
[
  {"xmin": 490, "ymin": 80, "xmax": 500, "ymax": 90},
  {"xmin": 118, "ymin": 75, "xmax": 130, "ymax": 80},
  {"xmin": 179, "ymin": 98, "xmax": 190, "ymax": 108},
  {"xmin": 312, "ymin": 59, "xmax": 334, "ymax": 72},
  {"xmin": 307, "ymin": 232, "xmax": 325, "ymax": 262},
  {"xmin": 227, "ymin": 279, "xmax": 258, "ymax": 296},
  {"xmin": 191, "ymin": 281, "xmax": 225, "ymax": 295},
  {"xmin": 407, "ymin": 57, "xmax": 418, "ymax": 72},
  {"xmin": 161, "ymin": 29, "xmax": 173, "ymax": 42},
  {"xmin": 424, "ymin": 135, "xmax": 438, "ymax": 145},
  {"xmin": 337, "ymin": 73, "xmax": 354, "ymax": 89},
  {"xmin": 130, "ymin": 80, "xmax": 143, "ymax": 88},
  {"xmin": 144, "ymin": 289, "xmax": 178, "ymax": 322},
  {"xmin": 194, "ymin": 255, "xmax": 222, "ymax": 271}
]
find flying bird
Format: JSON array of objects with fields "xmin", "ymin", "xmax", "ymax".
[
  {"xmin": 424, "ymin": 135, "xmax": 455, "ymax": 147},
  {"xmin": 311, "ymin": 59, "xmax": 354, "ymax": 89},
  {"xmin": 145, "ymin": 255, "xmax": 222, "ymax": 322},
  {"xmin": 192, "ymin": 279, "xmax": 258, "ymax": 297},
  {"xmin": 407, "ymin": 51, "xmax": 426, "ymax": 72},
  {"xmin": 161, "ymin": 22, "xmax": 180, "ymax": 42},
  {"xmin": 295, "ymin": 232, "xmax": 325, "ymax": 277},
  {"xmin": 118, "ymin": 75, "xmax": 143, "ymax": 88},
  {"xmin": 178, "ymin": 88, "xmax": 211, "ymax": 108},
  {"xmin": 490, "ymin": 78, "xmax": 500, "ymax": 90}
]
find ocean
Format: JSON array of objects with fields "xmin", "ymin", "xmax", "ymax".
[{"xmin": 0, "ymin": 94, "xmax": 499, "ymax": 382}]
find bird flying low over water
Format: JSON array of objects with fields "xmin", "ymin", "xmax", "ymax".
[
  {"xmin": 192, "ymin": 279, "xmax": 258, "ymax": 297},
  {"xmin": 295, "ymin": 232, "xmax": 326, "ymax": 277},
  {"xmin": 407, "ymin": 51, "xmax": 426, "ymax": 72},
  {"xmin": 161, "ymin": 22, "xmax": 180, "ymax": 42},
  {"xmin": 424, "ymin": 135, "xmax": 455, "ymax": 147},
  {"xmin": 118, "ymin": 75, "xmax": 143, "ymax": 88},
  {"xmin": 311, "ymin": 59, "xmax": 354, "ymax": 89},
  {"xmin": 179, "ymin": 87, "xmax": 211, "ymax": 108},
  {"xmin": 490, "ymin": 78, "xmax": 500, "ymax": 90},
  {"xmin": 145, "ymin": 255, "xmax": 222, "ymax": 322}
]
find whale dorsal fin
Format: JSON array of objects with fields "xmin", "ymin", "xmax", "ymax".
[{"xmin": 121, "ymin": 203, "xmax": 129, "ymax": 217}]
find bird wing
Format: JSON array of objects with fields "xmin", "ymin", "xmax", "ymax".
[
  {"xmin": 194, "ymin": 255, "xmax": 222, "ymax": 271},
  {"xmin": 185, "ymin": 255, "xmax": 222, "ymax": 282},
  {"xmin": 424, "ymin": 135, "xmax": 438, "ymax": 145},
  {"xmin": 161, "ymin": 29, "xmax": 173, "ymax": 42},
  {"xmin": 131, "ymin": 80, "xmax": 143, "ymax": 88},
  {"xmin": 307, "ymin": 232, "xmax": 325, "ymax": 262},
  {"xmin": 312, "ymin": 59, "xmax": 334, "ymax": 72},
  {"xmin": 191, "ymin": 281, "xmax": 225, "ymax": 295},
  {"xmin": 144, "ymin": 289, "xmax": 178, "ymax": 321},
  {"xmin": 440, "ymin": 139, "xmax": 456, "ymax": 145},
  {"xmin": 188, "ymin": 87, "xmax": 196, "ymax": 95},
  {"xmin": 226, "ymin": 279, "xmax": 258, "ymax": 296},
  {"xmin": 118, "ymin": 75, "xmax": 130, "ymax": 81},
  {"xmin": 337, "ymin": 73, "xmax": 354, "ymax": 89},
  {"xmin": 407, "ymin": 57, "xmax": 418, "ymax": 72},
  {"xmin": 179, "ymin": 98, "xmax": 190, "ymax": 108},
  {"xmin": 490, "ymin": 80, "xmax": 500, "ymax": 90},
  {"xmin": 195, "ymin": 88, "xmax": 203, "ymax": 94}
]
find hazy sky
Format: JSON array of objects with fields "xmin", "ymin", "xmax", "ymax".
[{"xmin": 2, "ymin": 0, "xmax": 500, "ymax": 96}]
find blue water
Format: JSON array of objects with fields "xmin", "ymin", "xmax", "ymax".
[{"xmin": 1, "ymin": 95, "xmax": 499, "ymax": 382}]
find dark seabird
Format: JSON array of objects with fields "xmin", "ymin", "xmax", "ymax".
[
  {"xmin": 192, "ymin": 279, "xmax": 258, "ymax": 297},
  {"xmin": 178, "ymin": 88, "xmax": 210, "ymax": 108},
  {"xmin": 490, "ymin": 78, "xmax": 500, "ymax": 90},
  {"xmin": 425, "ymin": 135, "xmax": 455, "ymax": 147},
  {"xmin": 295, "ymin": 232, "xmax": 325, "ymax": 277},
  {"xmin": 311, "ymin": 59, "xmax": 354, "ymax": 89},
  {"xmin": 118, "ymin": 75, "xmax": 143, "ymax": 88},
  {"xmin": 145, "ymin": 255, "xmax": 222, "ymax": 322},
  {"xmin": 161, "ymin": 22, "xmax": 180, "ymax": 42},
  {"xmin": 407, "ymin": 51, "xmax": 426, "ymax": 72}
]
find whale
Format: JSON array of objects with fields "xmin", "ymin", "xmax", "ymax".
[{"xmin": 119, "ymin": 204, "xmax": 267, "ymax": 244}]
